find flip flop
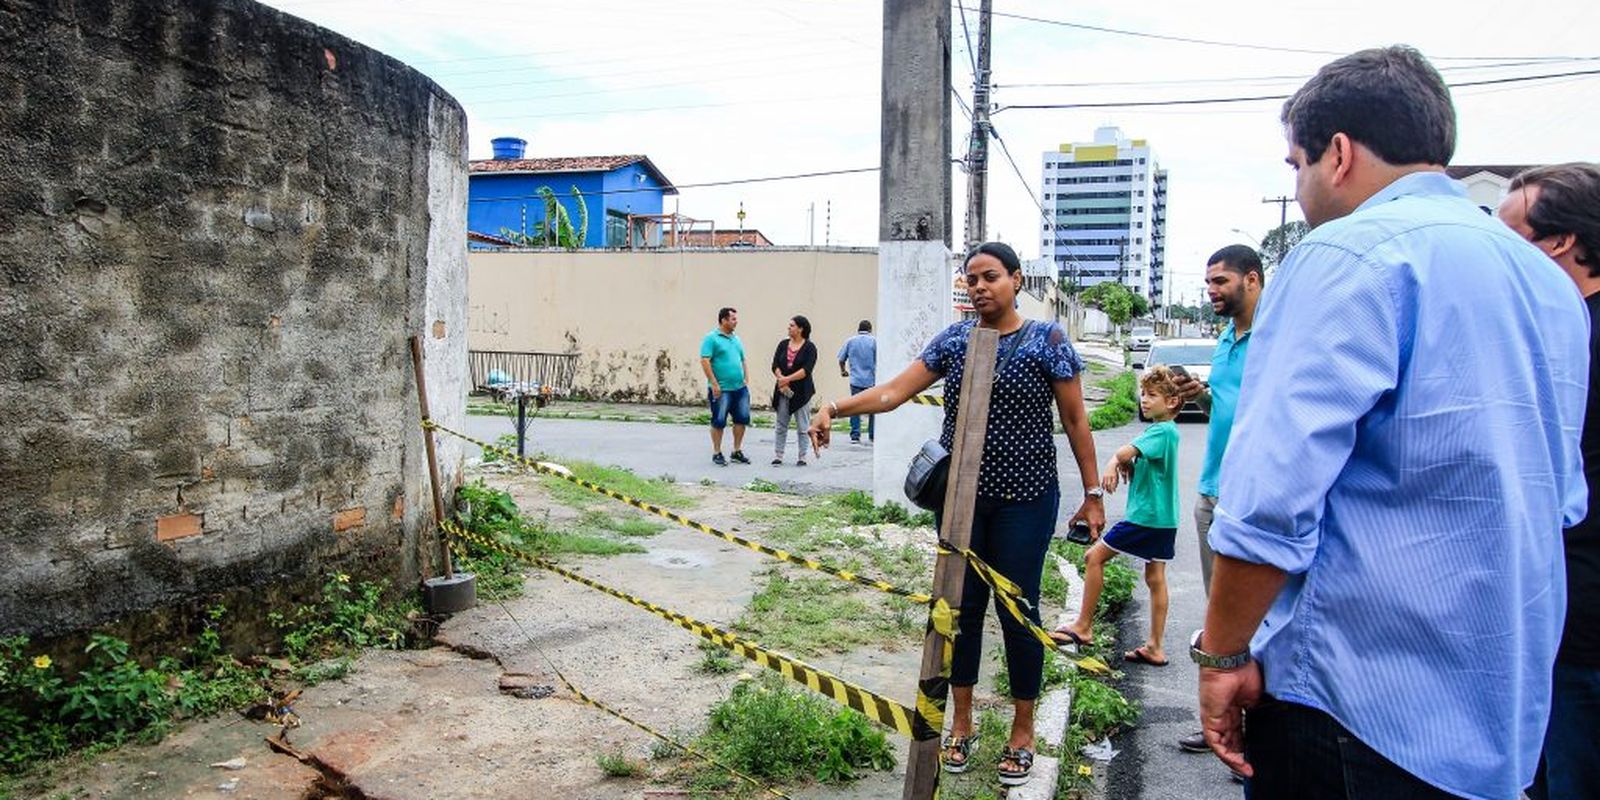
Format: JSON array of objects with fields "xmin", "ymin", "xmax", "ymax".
[
  {"xmin": 1124, "ymin": 646, "xmax": 1169, "ymax": 667},
  {"xmin": 1050, "ymin": 628, "xmax": 1089, "ymax": 648}
]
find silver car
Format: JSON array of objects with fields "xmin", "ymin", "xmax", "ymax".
[
  {"xmin": 1138, "ymin": 338, "xmax": 1217, "ymax": 421},
  {"xmin": 1128, "ymin": 325, "xmax": 1156, "ymax": 352}
]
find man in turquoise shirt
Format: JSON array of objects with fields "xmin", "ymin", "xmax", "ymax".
[
  {"xmin": 699, "ymin": 307, "xmax": 750, "ymax": 466},
  {"xmin": 1173, "ymin": 243, "xmax": 1262, "ymax": 758}
]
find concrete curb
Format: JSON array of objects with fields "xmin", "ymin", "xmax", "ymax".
[{"xmin": 1004, "ymin": 552, "xmax": 1090, "ymax": 798}]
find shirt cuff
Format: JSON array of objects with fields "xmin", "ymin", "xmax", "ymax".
[{"xmin": 1206, "ymin": 504, "xmax": 1317, "ymax": 575}]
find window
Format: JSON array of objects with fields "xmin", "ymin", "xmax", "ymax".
[{"xmin": 605, "ymin": 211, "xmax": 630, "ymax": 247}]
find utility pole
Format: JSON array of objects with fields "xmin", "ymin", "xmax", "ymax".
[
  {"xmin": 882, "ymin": 0, "xmax": 951, "ymax": 795},
  {"xmin": 1263, "ymin": 195, "xmax": 1293, "ymax": 229},
  {"xmin": 961, "ymin": 0, "xmax": 993, "ymax": 252}
]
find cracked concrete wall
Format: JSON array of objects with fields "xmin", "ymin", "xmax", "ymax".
[
  {"xmin": 467, "ymin": 249, "xmax": 877, "ymax": 407},
  {"xmin": 0, "ymin": 0, "xmax": 467, "ymax": 637}
]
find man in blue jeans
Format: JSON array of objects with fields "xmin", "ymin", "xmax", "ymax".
[
  {"xmin": 836, "ymin": 319, "xmax": 876, "ymax": 443},
  {"xmin": 700, "ymin": 307, "xmax": 750, "ymax": 466},
  {"xmin": 1498, "ymin": 163, "xmax": 1600, "ymax": 800}
]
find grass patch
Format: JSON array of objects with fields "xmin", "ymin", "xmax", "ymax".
[
  {"xmin": 740, "ymin": 573, "xmax": 910, "ymax": 656},
  {"xmin": 1040, "ymin": 540, "xmax": 1139, "ymax": 619},
  {"xmin": 676, "ymin": 675, "xmax": 894, "ymax": 790},
  {"xmin": 694, "ymin": 641, "xmax": 741, "ymax": 675},
  {"xmin": 937, "ymin": 708, "xmax": 1012, "ymax": 800},
  {"xmin": 577, "ymin": 509, "xmax": 666, "ymax": 538},
  {"xmin": 547, "ymin": 532, "xmax": 646, "ymax": 556},
  {"xmin": 540, "ymin": 459, "xmax": 695, "ymax": 510},
  {"xmin": 1088, "ymin": 371, "xmax": 1137, "ymax": 430},
  {"xmin": 743, "ymin": 478, "xmax": 781, "ymax": 493},
  {"xmin": 597, "ymin": 748, "xmax": 644, "ymax": 778}
]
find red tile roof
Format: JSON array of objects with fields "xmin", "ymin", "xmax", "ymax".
[
  {"xmin": 470, "ymin": 154, "xmax": 677, "ymax": 193},
  {"xmin": 675, "ymin": 229, "xmax": 775, "ymax": 247}
]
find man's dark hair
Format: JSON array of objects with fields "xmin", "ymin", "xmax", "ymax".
[
  {"xmin": 792, "ymin": 315, "xmax": 812, "ymax": 339},
  {"xmin": 965, "ymin": 241, "xmax": 1023, "ymax": 273},
  {"xmin": 1281, "ymin": 46, "xmax": 1455, "ymax": 167},
  {"xmin": 1207, "ymin": 244, "xmax": 1264, "ymax": 281},
  {"xmin": 858, "ymin": 320, "xmax": 872, "ymax": 333},
  {"xmin": 717, "ymin": 306, "xmax": 736, "ymax": 323},
  {"xmin": 1510, "ymin": 163, "xmax": 1600, "ymax": 277}
]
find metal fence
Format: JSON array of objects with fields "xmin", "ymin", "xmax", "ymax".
[{"xmin": 467, "ymin": 350, "xmax": 580, "ymax": 397}]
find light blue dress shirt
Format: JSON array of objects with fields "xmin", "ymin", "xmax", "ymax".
[
  {"xmin": 1209, "ymin": 172, "xmax": 1589, "ymax": 799},
  {"xmin": 837, "ymin": 333, "xmax": 877, "ymax": 386},
  {"xmin": 1197, "ymin": 322, "xmax": 1250, "ymax": 498}
]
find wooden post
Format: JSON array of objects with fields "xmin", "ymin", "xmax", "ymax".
[
  {"xmin": 409, "ymin": 334, "xmax": 454, "ymax": 580},
  {"xmin": 902, "ymin": 327, "xmax": 998, "ymax": 800}
]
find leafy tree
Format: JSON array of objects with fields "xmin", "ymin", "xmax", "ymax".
[
  {"xmin": 1260, "ymin": 220, "xmax": 1309, "ymax": 272},
  {"xmin": 1079, "ymin": 282, "xmax": 1137, "ymax": 335},
  {"xmin": 1129, "ymin": 292, "xmax": 1150, "ymax": 320}
]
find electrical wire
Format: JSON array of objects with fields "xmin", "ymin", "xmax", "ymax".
[
  {"xmin": 982, "ymin": 8, "xmax": 1592, "ymax": 62},
  {"xmin": 997, "ymin": 67, "xmax": 1600, "ymax": 111},
  {"xmin": 994, "ymin": 57, "xmax": 1600, "ymax": 89},
  {"xmin": 987, "ymin": 123, "xmax": 1086, "ymax": 277}
]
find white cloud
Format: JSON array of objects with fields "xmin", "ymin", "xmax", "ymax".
[{"xmin": 265, "ymin": 0, "xmax": 1599, "ymax": 304}]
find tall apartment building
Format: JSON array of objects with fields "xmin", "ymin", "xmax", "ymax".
[{"xmin": 1041, "ymin": 126, "xmax": 1168, "ymax": 307}]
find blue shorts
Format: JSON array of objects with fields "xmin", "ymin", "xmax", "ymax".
[
  {"xmin": 1101, "ymin": 520, "xmax": 1177, "ymax": 562},
  {"xmin": 708, "ymin": 386, "xmax": 751, "ymax": 429}
]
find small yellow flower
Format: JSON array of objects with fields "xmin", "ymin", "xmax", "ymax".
[
  {"xmin": 32, "ymin": 655, "xmax": 51, "ymax": 669},
  {"xmin": 336, "ymin": 573, "xmax": 351, "ymax": 583}
]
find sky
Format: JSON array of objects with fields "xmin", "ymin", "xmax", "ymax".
[{"xmin": 261, "ymin": 0, "xmax": 1597, "ymax": 307}]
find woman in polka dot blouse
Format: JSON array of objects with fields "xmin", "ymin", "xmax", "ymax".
[{"xmin": 808, "ymin": 241, "xmax": 1105, "ymax": 787}]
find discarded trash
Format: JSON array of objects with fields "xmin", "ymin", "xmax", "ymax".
[
  {"xmin": 217, "ymin": 778, "xmax": 240, "ymax": 793},
  {"xmin": 1081, "ymin": 738, "xmax": 1120, "ymax": 762},
  {"xmin": 209, "ymin": 758, "xmax": 247, "ymax": 770}
]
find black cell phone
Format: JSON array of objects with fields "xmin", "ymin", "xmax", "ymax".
[
  {"xmin": 1066, "ymin": 521, "xmax": 1093, "ymax": 545},
  {"xmin": 1169, "ymin": 365, "xmax": 1190, "ymax": 380}
]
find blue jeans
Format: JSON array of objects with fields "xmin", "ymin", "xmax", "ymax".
[
  {"xmin": 935, "ymin": 491, "xmax": 1059, "ymax": 700},
  {"xmin": 707, "ymin": 386, "xmax": 750, "ymax": 429},
  {"xmin": 1528, "ymin": 659, "xmax": 1600, "ymax": 800},
  {"xmin": 848, "ymin": 383, "xmax": 874, "ymax": 440}
]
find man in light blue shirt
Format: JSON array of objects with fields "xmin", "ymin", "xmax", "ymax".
[
  {"xmin": 1196, "ymin": 46, "xmax": 1588, "ymax": 800},
  {"xmin": 836, "ymin": 320, "xmax": 876, "ymax": 443},
  {"xmin": 1172, "ymin": 243, "xmax": 1263, "ymax": 760}
]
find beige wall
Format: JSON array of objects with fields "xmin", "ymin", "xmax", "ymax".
[{"xmin": 468, "ymin": 249, "xmax": 879, "ymax": 407}]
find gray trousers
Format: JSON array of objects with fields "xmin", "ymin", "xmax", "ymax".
[
  {"xmin": 1195, "ymin": 494, "xmax": 1218, "ymax": 595},
  {"xmin": 774, "ymin": 395, "xmax": 811, "ymax": 459}
]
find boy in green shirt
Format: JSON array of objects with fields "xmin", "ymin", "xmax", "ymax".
[{"xmin": 1051, "ymin": 366, "xmax": 1183, "ymax": 666}]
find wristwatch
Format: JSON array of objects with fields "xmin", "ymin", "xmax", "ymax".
[
  {"xmin": 1189, "ymin": 629, "xmax": 1252, "ymax": 670},
  {"xmin": 1084, "ymin": 487, "xmax": 1105, "ymax": 499}
]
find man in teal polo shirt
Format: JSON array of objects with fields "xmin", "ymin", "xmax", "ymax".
[
  {"xmin": 1173, "ymin": 243, "xmax": 1262, "ymax": 757},
  {"xmin": 700, "ymin": 307, "xmax": 751, "ymax": 466}
]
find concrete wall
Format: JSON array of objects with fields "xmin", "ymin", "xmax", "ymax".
[
  {"xmin": 467, "ymin": 249, "xmax": 877, "ymax": 407},
  {"xmin": 0, "ymin": 0, "xmax": 467, "ymax": 637}
]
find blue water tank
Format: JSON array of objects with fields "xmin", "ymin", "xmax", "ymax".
[{"xmin": 491, "ymin": 137, "xmax": 527, "ymax": 160}]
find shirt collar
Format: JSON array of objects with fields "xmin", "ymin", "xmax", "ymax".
[
  {"xmin": 1220, "ymin": 321, "xmax": 1251, "ymax": 345},
  {"xmin": 1354, "ymin": 170, "xmax": 1464, "ymax": 214}
]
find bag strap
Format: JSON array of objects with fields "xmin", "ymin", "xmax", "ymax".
[{"xmin": 996, "ymin": 320, "xmax": 1032, "ymax": 373}]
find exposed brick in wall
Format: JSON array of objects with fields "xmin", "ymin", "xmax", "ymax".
[{"xmin": 0, "ymin": 0, "xmax": 468, "ymax": 637}]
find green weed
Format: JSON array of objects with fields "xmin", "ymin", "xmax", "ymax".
[
  {"xmin": 743, "ymin": 478, "xmax": 781, "ymax": 493},
  {"xmin": 597, "ymin": 748, "xmax": 644, "ymax": 778},
  {"xmin": 694, "ymin": 641, "xmax": 741, "ymax": 675},
  {"xmin": 268, "ymin": 574, "xmax": 413, "ymax": 663},
  {"xmin": 687, "ymin": 675, "xmax": 894, "ymax": 787},
  {"xmin": 1088, "ymin": 372, "xmax": 1137, "ymax": 430},
  {"xmin": 1070, "ymin": 672, "xmax": 1139, "ymax": 737},
  {"xmin": 541, "ymin": 460, "xmax": 694, "ymax": 510}
]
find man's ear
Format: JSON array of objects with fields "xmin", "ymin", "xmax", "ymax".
[
  {"xmin": 1548, "ymin": 233, "xmax": 1578, "ymax": 261},
  {"xmin": 1328, "ymin": 133, "xmax": 1355, "ymax": 186}
]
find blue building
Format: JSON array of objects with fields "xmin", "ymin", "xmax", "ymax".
[{"xmin": 468, "ymin": 137, "xmax": 677, "ymax": 249}]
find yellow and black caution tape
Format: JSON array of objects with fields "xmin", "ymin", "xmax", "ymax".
[
  {"xmin": 939, "ymin": 541, "xmax": 1112, "ymax": 676},
  {"xmin": 425, "ymin": 419, "xmax": 933, "ymax": 605},
  {"xmin": 443, "ymin": 520, "xmax": 924, "ymax": 739},
  {"xmin": 913, "ymin": 598, "xmax": 959, "ymax": 742},
  {"xmin": 491, "ymin": 597, "xmax": 790, "ymax": 799},
  {"xmin": 908, "ymin": 393, "xmax": 946, "ymax": 407}
]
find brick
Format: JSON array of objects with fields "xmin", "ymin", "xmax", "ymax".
[
  {"xmin": 332, "ymin": 506, "xmax": 366, "ymax": 532},
  {"xmin": 391, "ymin": 495, "xmax": 404, "ymax": 521},
  {"xmin": 156, "ymin": 513, "xmax": 203, "ymax": 542},
  {"xmin": 431, "ymin": 319, "xmax": 446, "ymax": 339}
]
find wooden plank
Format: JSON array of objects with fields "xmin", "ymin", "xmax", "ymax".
[
  {"xmin": 902, "ymin": 326, "xmax": 999, "ymax": 800},
  {"xmin": 410, "ymin": 334, "xmax": 454, "ymax": 579}
]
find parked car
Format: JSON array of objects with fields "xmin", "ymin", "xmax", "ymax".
[
  {"xmin": 1138, "ymin": 338, "xmax": 1217, "ymax": 421},
  {"xmin": 1128, "ymin": 325, "xmax": 1156, "ymax": 352}
]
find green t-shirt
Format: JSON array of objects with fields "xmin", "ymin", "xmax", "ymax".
[
  {"xmin": 1125, "ymin": 420, "xmax": 1180, "ymax": 528},
  {"xmin": 700, "ymin": 329, "xmax": 747, "ymax": 390}
]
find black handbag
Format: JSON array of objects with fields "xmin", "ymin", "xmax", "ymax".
[{"xmin": 903, "ymin": 321, "xmax": 1032, "ymax": 512}]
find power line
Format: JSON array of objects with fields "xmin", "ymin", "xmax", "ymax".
[
  {"xmin": 997, "ymin": 67, "xmax": 1600, "ymax": 111},
  {"xmin": 993, "ymin": 57, "xmax": 1600, "ymax": 89},
  {"xmin": 983, "ymin": 8, "xmax": 1592, "ymax": 62},
  {"xmin": 987, "ymin": 123, "xmax": 1086, "ymax": 278},
  {"xmin": 469, "ymin": 166, "xmax": 879, "ymax": 203}
]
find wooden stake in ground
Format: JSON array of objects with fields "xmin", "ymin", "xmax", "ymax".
[
  {"xmin": 902, "ymin": 326, "xmax": 998, "ymax": 800},
  {"xmin": 409, "ymin": 334, "xmax": 454, "ymax": 580}
]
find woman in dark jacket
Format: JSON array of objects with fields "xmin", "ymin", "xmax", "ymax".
[{"xmin": 770, "ymin": 315, "xmax": 818, "ymax": 465}]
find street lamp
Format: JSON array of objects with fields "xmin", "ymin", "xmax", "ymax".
[{"xmin": 1229, "ymin": 227, "xmax": 1261, "ymax": 248}]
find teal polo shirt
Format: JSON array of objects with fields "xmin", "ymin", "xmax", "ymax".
[
  {"xmin": 1197, "ymin": 322, "xmax": 1251, "ymax": 497},
  {"xmin": 700, "ymin": 329, "xmax": 747, "ymax": 390},
  {"xmin": 1127, "ymin": 420, "xmax": 1181, "ymax": 528}
]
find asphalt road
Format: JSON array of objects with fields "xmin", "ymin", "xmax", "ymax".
[{"xmin": 460, "ymin": 410, "xmax": 1240, "ymax": 800}]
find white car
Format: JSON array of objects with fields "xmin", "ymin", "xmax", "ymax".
[
  {"xmin": 1128, "ymin": 326, "xmax": 1156, "ymax": 352},
  {"xmin": 1138, "ymin": 338, "xmax": 1217, "ymax": 421}
]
